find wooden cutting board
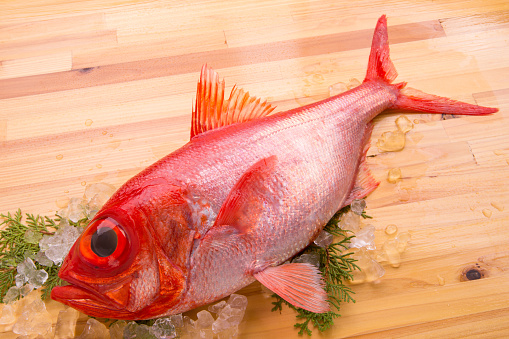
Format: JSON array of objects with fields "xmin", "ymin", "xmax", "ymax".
[{"xmin": 1, "ymin": 0, "xmax": 508, "ymax": 337}]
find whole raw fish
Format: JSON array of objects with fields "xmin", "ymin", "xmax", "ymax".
[{"xmin": 51, "ymin": 15, "xmax": 497, "ymax": 319}]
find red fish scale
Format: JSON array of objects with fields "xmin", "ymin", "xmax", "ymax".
[{"xmin": 144, "ymin": 80, "xmax": 399, "ymax": 314}]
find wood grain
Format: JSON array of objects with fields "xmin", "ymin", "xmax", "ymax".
[{"xmin": 1, "ymin": 0, "xmax": 508, "ymax": 338}]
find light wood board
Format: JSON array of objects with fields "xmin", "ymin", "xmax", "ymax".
[{"xmin": 1, "ymin": 0, "xmax": 508, "ymax": 338}]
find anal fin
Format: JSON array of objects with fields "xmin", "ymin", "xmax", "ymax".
[
  {"xmin": 343, "ymin": 123, "xmax": 380, "ymax": 207},
  {"xmin": 254, "ymin": 263, "xmax": 329, "ymax": 313}
]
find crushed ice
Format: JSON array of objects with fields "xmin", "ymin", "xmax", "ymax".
[
  {"xmin": 333, "ymin": 199, "xmax": 412, "ymax": 283},
  {"xmin": 118, "ymin": 294, "xmax": 248, "ymax": 339},
  {"xmin": 313, "ymin": 230, "xmax": 333, "ymax": 248},
  {"xmin": 33, "ymin": 182, "xmax": 116, "ymax": 268},
  {"xmin": 3, "ymin": 185, "xmax": 409, "ymax": 335},
  {"xmin": 12, "ymin": 297, "xmax": 52, "ymax": 337},
  {"xmin": 292, "ymin": 252, "xmax": 320, "ymax": 267},
  {"xmin": 3, "ymin": 183, "xmax": 251, "ymax": 338},
  {"xmin": 8, "ymin": 257, "xmax": 49, "ymax": 303}
]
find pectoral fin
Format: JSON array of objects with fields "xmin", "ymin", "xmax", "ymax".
[
  {"xmin": 254, "ymin": 263, "xmax": 330, "ymax": 313},
  {"xmin": 214, "ymin": 155, "xmax": 278, "ymax": 233}
]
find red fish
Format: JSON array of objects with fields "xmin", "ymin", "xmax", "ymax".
[{"xmin": 51, "ymin": 15, "xmax": 497, "ymax": 319}]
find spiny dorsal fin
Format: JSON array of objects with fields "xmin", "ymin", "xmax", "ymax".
[{"xmin": 191, "ymin": 65, "xmax": 276, "ymax": 139}]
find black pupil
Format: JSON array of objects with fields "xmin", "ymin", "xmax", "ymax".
[{"xmin": 91, "ymin": 227, "xmax": 118, "ymax": 257}]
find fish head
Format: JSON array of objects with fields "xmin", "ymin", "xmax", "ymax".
[{"xmin": 51, "ymin": 203, "xmax": 187, "ymax": 319}]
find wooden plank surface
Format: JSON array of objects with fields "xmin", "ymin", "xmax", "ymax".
[{"xmin": 1, "ymin": 0, "xmax": 508, "ymax": 337}]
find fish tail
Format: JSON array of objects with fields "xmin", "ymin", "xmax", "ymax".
[{"xmin": 365, "ymin": 15, "xmax": 498, "ymax": 115}]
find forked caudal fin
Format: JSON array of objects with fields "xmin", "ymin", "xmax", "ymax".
[{"xmin": 365, "ymin": 15, "xmax": 498, "ymax": 116}]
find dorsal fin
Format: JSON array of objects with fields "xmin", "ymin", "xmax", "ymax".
[{"xmin": 191, "ymin": 65, "xmax": 276, "ymax": 139}]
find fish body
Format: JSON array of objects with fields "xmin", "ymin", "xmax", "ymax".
[{"xmin": 51, "ymin": 16, "xmax": 497, "ymax": 319}]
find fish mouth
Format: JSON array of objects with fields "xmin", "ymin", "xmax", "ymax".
[{"xmin": 51, "ymin": 284, "xmax": 133, "ymax": 319}]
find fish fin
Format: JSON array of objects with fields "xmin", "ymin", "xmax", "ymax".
[
  {"xmin": 394, "ymin": 87, "xmax": 499, "ymax": 115},
  {"xmin": 214, "ymin": 156, "xmax": 278, "ymax": 233},
  {"xmin": 254, "ymin": 263, "xmax": 330, "ymax": 313},
  {"xmin": 364, "ymin": 15, "xmax": 398, "ymax": 84},
  {"xmin": 343, "ymin": 123, "xmax": 379, "ymax": 206},
  {"xmin": 191, "ymin": 65, "xmax": 276, "ymax": 139},
  {"xmin": 365, "ymin": 15, "xmax": 497, "ymax": 115}
]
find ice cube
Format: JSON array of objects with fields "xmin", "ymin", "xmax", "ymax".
[
  {"xmin": 196, "ymin": 310, "xmax": 215, "ymax": 330},
  {"xmin": 17, "ymin": 258, "xmax": 36, "ymax": 277},
  {"xmin": 228, "ymin": 294, "xmax": 247, "ymax": 311},
  {"xmin": 150, "ymin": 317, "xmax": 177, "ymax": 338},
  {"xmin": 213, "ymin": 303, "xmax": 245, "ymax": 336},
  {"xmin": 28, "ymin": 269, "xmax": 48, "ymax": 288},
  {"xmin": 215, "ymin": 304, "xmax": 244, "ymax": 327},
  {"xmin": 35, "ymin": 250, "xmax": 54, "ymax": 267},
  {"xmin": 169, "ymin": 314, "xmax": 184, "ymax": 329},
  {"xmin": 4, "ymin": 286, "xmax": 20, "ymax": 304},
  {"xmin": 38, "ymin": 234, "xmax": 55, "ymax": 252},
  {"xmin": 133, "ymin": 324, "xmax": 156, "ymax": 339},
  {"xmin": 85, "ymin": 183, "xmax": 115, "ymax": 218},
  {"xmin": 396, "ymin": 232, "xmax": 411, "ymax": 253},
  {"xmin": 339, "ymin": 210, "xmax": 360, "ymax": 233},
  {"xmin": 208, "ymin": 300, "xmax": 227, "ymax": 314},
  {"xmin": 59, "ymin": 218, "xmax": 70, "ymax": 228},
  {"xmin": 211, "ymin": 317, "xmax": 230, "ymax": 334},
  {"xmin": 199, "ymin": 328, "xmax": 214, "ymax": 339},
  {"xmin": 24, "ymin": 229, "xmax": 42, "ymax": 245},
  {"xmin": 349, "ymin": 224, "xmax": 376, "ymax": 250},
  {"xmin": 350, "ymin": 199, "xmax": 366, "ymax": 215},
  {"xmin": 348, "ymin": 266, "xmax": 367, "ymax": 284},
  {"xmin": 123, "ymin": 322, "xmax": 138, "ymax": 339},
  {"xmin": 395, "ymin": 115, "xmax": 413, "ymax": 134},
  {"xmin": 66, "ymin": 197, "xmax": 87, "ymax": 223},
  {"xmin": 387, "ymin": 168, "xmax": 402, "ymax": 183},
  {"xmin": 0, "ymin": 304, "xmax": 16, "ymax": 325},
  {"xmin": 182, "ymin": 316, "xmax": 199, "ymax": 338},
  {"xmin": 383, "ymin": 239, "xmax": 401, "ymax": 268},
  {"xmin": 77, "ymin": 318, "xmax": 110, "ymax": 339},
  {"xmin": 109, "ymin": 320, "xmax": 127, "ymax": 339},
  {"xmin": 19, "ymin": 283, "xmax": 34, "ymax": 298},
  {"xmin": 349, "ymin": 248, "xmax": 385, "ymax": 283},
  {"xmin": 292, "ymin": 252, "xmax": 320, "ymax": 268},
  {"xmin": 15, "ymin": 273, "xmax": 27, "ymax": 288},
  {"xmin": 377, "ymin": 130, "xmax": 406, "ymax": 152},
  {"xmin": 313, "ymin": 230, "xmax": 333, "ymax": 248},
  {"xmin": 84, "ymin": 183, "xmax": 116, "ymax": 202},
  {"xmin": 42, "ymin": 225, "xmax": 81, "ymax": 265},
  {"xmin": 212, "ymin": 307, "xmax": 243, "ymax": 337},
  {"xmin": 364, "ymin": 258, "xmax": 385, "ymax": 282},
  {"xmin": 12, "ymin": 299, "xmax": 52, "ymax": 337},
  {"xmin": 45, "ymin": 244, "xmax": 67, "ymax": 266},
  {"xmin": 54, "ymin": 307, "xmax": 80, "ymax": 339},
  {"xmin": 61, "ymin": 224, "xmax": 81, "ymax": 244}
]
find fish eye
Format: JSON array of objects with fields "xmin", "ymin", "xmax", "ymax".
[
  {"xmin": 79, "ymin": 217, "xmax": 129, "ymax": 267},
  {"xmin": 91, "ymin": 227, "xmax": 118, "ymax": 257}
]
